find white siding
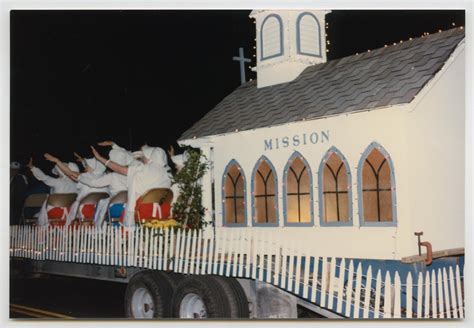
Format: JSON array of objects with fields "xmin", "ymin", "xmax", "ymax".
[{"xmin": 184, "ymin": 43, "xmax": 465, "ymax": 261}]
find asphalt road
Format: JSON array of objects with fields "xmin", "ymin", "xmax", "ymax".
[{"xmin": 10, "ymin": 273, "xmax": 127, "ymax": 319}]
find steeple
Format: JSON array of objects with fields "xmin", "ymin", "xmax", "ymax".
[{"xmin": 250, "ymin": 10, "xmax": 331, "ymax": 88}]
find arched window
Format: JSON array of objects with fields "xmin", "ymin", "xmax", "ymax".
[
  {"xmin": 222, "ymin": 160, "xmax": 247, "ymax": 226},
  {"xmin": 252, "ymin": 156, "xmax": 278, "ymax": 226},
  {"xmin": 358, "ymin": 143, "xmax": 397, "ymax": 225},
  {"xmin": 318, "ymin": 147, "xmax": 352, "ymax": 225},
  {"xmin": 284, "ymin": 152, "xmax": 313, "ymax": 225},
  {"xmin": 296, "ymin": 12, "xmax": 322, "ymax": 57},
  {"xmin": 260, "ymin": 14, "xmax": 284, "ymax": 60}
]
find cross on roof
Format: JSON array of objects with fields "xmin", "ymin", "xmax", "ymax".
[{"xmin": 232, "ymin": 47, "xmax": 251, "ymax": 85}]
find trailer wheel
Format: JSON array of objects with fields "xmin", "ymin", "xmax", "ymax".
[
  {"xmin": 124, "ymin": 271, "xmax": 173, "ymax": 318},
  {"xmin": 212, "ymin": 276, "xmax": 249, "ymax": 318},
  {"xmin": 154, "ymin": 271, "xmax": 183, "ymax": 291},
  {"xmin": 172, "ymin": 275, "xmax": 231, "ymax": 318}
]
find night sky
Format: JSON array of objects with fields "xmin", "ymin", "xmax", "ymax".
[{"xmin": 10, "ymin": 10, "xmax": 465, "ymax": 172}]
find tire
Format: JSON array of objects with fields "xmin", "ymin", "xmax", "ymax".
[
  {"xmin": 124, "ymin": 271, "xmax": 173, "ymax": 318},
  {"xmin": 211, "ymin": 276, "xmax": 249, "ymax": 318},
  {"xmin": 172, "ymin": 275, "xmax": 231, "ymax": 318},
  {"xmin": 154, "ymin": 271, "xmax": 184, "ymax": 292}
]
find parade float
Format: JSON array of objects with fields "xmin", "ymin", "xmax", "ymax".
[{"xmin": 10, "ymin": 10, "xmax": 465, "ymax": 319}]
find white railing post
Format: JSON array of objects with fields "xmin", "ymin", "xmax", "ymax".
[
  {"xmin": 195, "ymin": 230, "xmax": 202, "ymax": 275},
  {"xmin": 362, "ymin": 265, "xmax": 372, "ymax": 318},
  {"xmin": 416, "ymin": 272, "xmax": 423, "ymax": 318},
  {"xmin": 219, "ymin": 229, "xmax": 228, "ymax": 277},
  {"xmin": 442, "ymin": 268, "xmax": 451, "ymax": 318},
  {"xmin": 449, "ymin": 266, "xmax": 458, "ymax": 319},
  {"xmin": 374, "ymin": 270, "xmax": 382, "ymax": 319},
  {"xmin": 294, "ymin": 241, "xmax": 302, "ymax": 293},
  {"xmin": 327, "ymin": 258, "xmax": 336, "ymax": 311},
  {"xmin": 393, "ymin": 271, "xmax": 401, "ymax": 318},
  {"xmin": 344, "ymin": 260, "xmax": 354, "ymax": 317},
  {"xmin": 163, "ymin": 228, "xmax": 169, "ymax": 271},
  {"xmin": 302, "ymin": 252, "xmax": 311, "ymax": 300},
  {"xmin": 168, "ymin": 228, "xmax": 175, "ymax": 271},
  {"xmin": 174, "ymin": 229, "xmax": 181, "ymax": 272},
  {"xmin": 424, "ymin": 271, "xmax": 430, "ymax": 318},
  {"xmin": 431, "ymin": 269, "xmax": 437, "ymax": 318},
  {"xmin": 185, "ymin": 229, "xmax": 193, "ymax": 274},
  {"xmin": 320, "ymin": 257, "xmax": 328, "ymax": 308},
  {"xmin": 353, "ymin": 263, "xmax": 363, "ymax": 318},
  {"xmin": 455, "ymin": 265, "xmax": 464, "ymax": 318},
  {"xmin": 406, "ymin": 272, "xmax": 413, "ymax": 318},
  {"xmin": 437, "ymin": 269, "xmax": 445, "ymax": 318},
  {"xmin": 310, "ymin": 257, "xmax": 319, "ymax": 303},
  {"xmin": 337, "ymin": 258, "xmax": 346, "ymax": 314},
  {"xmin": 383, "ymin": 271, "xmax": 392, "ymax": 318},
  {"xmin": 144, "ymin": 227, "xmax": 149, "ymax": 268}
]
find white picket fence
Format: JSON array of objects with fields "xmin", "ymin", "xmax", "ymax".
[{"xmin": 9, "ymin": 225, "xmax": 465, "ymax": 319}]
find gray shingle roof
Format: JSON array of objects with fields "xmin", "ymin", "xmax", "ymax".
[{"xmin": 180, "ymin": 28, "xmax": 464, "ymax": 141}]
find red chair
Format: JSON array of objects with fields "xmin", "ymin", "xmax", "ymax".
[
  {"xmin": 46, "ymin": 193, "xmax": 78, "ymax": 226},
  {"xmin": 134, "ymin": 188, "xmax": 173, "ymax": 224},
  {"xmin": 73, "ymin": 192, "xmax": 109, "ymax": 226}
]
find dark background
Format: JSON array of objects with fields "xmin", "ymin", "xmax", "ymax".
[{"xmin": 10, "ymin": 10, "xmax": 465, "ymax": 171}]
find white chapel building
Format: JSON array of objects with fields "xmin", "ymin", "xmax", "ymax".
[{"xmin": 179, "ymin": 10, "xmax": 465, "ymax": 271}]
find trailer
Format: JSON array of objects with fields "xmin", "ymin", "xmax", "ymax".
[
  {"xmin": 9, "ymin": 224, "xmax": 464, "ymax": 319},
  {"xmin": 10, "ymin": 9, "xmax": 466, "ymax": 320}
]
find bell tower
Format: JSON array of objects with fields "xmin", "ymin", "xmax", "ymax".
[{"xmin": 250, "ymin": 10, "xmax": 331, "ymax": 88}]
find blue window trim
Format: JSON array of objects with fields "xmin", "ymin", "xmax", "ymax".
[
  {"xmin": 283, "ymin": 151, "xmax": 314, "ymax": 227},
  {"xmin": 296, "ymin": 12, "xmax": 322, "ymax": 58},
  {"xmin": 260, "ymin": 14, "xmax": 284, "ymax": 61},
  {"xmin": 357, "ymin": 142, "xmax": 398, "ymax": 227},
  {"xmin": 222, "ymin": 159, "xmax": 248, "ymax": 227},
  {"xmin": 251, "ymin": 155, "xmax": 279, "ymax": 227},
  {"xmin": 318, "ymin": 147, "xmax": 353, "ymax": 227}
]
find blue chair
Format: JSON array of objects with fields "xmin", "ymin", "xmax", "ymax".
[{"xmin": 108, "ymin": 191, "xmax": 127, "ymax": 227}]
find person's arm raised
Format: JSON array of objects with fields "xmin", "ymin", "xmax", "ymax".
[
  {"xmin": 91, "ymin": 146, "xmax": 128, "ymax": 176},
  {"xmin": 44, "ymin": 153, "xmax": 79, "ymax": 180},
  {"xmin": 73, "ymin": 152, "xmax": 91, "ymax": 171}
]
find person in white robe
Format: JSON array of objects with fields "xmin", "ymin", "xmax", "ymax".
[
  {"xmin": 28, "ymin": 157, "xmax": 78, "ymax": 194},
  {"xmin": 44, "ymin": 153, "xmax": 108, "ymax": 225},
  {"xmin": 27, "ymin": 157, "xmax": 79, "ymax": 226},
  {"xmin": 91, "ymin": 144, "xmax": 172, "ymax": 227},
  {"xmin": 78, "ymin": 144, "xmax": 133, "ymax": 226}
]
